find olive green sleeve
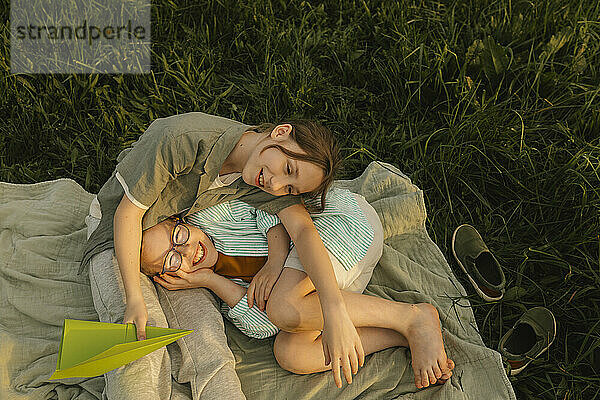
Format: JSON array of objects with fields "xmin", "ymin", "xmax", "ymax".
[{"xmin": 114, "ymin": 119, "xmax": 201, "ymax": 209}]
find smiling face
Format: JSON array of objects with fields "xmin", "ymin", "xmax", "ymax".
[
  {"xmin": 140, "ymin": 218, "xmax": 218, "ymax": 277},
  {"xmin": 241, "ymin": 124, "xmax": 325, "ymax": 197}
]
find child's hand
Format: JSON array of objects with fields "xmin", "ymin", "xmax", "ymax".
[
  {"xmin": 123, "ymin": 297, "xmax": 148, "ymax": 341},
  {"xmin": 153, "ymin": 268, "xmax": 215, "ymax": 290},
  {"xmin": 247, "ymin": 261, "xmax": 284, "ymax": 311},
  {"xmin": 322, "ymin": 308, "xmax": 365, "ymax": 389}
]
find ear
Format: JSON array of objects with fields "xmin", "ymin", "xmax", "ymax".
[{"xmin": 270, "ymin": 124, "xmax": 293, "ymax": 141}]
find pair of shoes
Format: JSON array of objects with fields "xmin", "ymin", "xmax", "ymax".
[
  {"xmin": 451, "ymin": 224, "xmax": 506, "ymax": 301},
  {"xmin": 498, "ymin": 307, "xmax": 556, "ymax": 376},
  {"xmin": 451, "ymin": 225, "xmax": 556, "ymax": 376}
]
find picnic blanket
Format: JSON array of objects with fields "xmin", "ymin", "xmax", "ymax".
[{"xmin": 0, "ymin": 161, "xmax": 516, "ymax": 399}]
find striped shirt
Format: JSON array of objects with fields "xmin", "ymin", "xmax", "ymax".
[
  {"xmin": 186, "ymin": 188, "xmax": 374, "ymax": 272},
  {"xmin": 219, "ymin": 278, "xmax": 281, "ymax": 339}
]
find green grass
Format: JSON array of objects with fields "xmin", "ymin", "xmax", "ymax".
[{"xmin": 1, "ymin": 0, "xmax": 599, "ymax": 398}]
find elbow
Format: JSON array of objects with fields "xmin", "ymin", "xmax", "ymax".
[
  {"xmin": 278, "ymin": 205, "xmax": 315, "ymax": 243},
  {"xmin": 285, "ymin": 222, "xmax": 314, "ymax": 245}
]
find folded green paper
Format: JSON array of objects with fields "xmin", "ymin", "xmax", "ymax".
[{"xmin": 50, "ymin": 319, "xmax": 193, "ymax": 379}]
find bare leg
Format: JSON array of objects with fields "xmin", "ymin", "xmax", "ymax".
[
  {"xmin": 274, "ymin": 328, "xmax": 407, "ymax": 374},
  {"xmin": 273, "ymin": 329, "xmax": 454, "ymax": 384},
  {"xmin": 267, "ymin": 268, "xmax": 453, "ymax": 388}
]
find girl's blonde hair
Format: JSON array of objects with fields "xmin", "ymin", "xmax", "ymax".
[{"xmin": 250, "ymin": 120, "xmax": 341, "ymax": 212}]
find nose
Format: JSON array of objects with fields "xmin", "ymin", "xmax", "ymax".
[
  {"xmin": 176, "ymin": 242, "xmax": 196, "ymax": 267},
  {"xmin": 266, "ymin": 171, "xmax": 287, "ymax": 194},
  {"xmin": 270, "ymin": 176, "xmax": 285, "ymax": 192}
]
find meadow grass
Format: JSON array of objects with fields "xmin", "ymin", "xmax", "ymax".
[{"xmin": 1, "ymin": 1, "xmax": 599, "ymax": 398}]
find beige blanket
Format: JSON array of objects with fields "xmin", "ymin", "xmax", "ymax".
[{"xmin": 0, "ymin": 161, "xmax": 515, "ymax": 399}]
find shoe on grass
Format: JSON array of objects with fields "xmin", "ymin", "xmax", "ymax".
[
  {"xmin": 451, "ymin": 224, "xmax": 506, "ymax": 301},
  {"xmin": 498, "ymin": 306, "xmax": 556, "ymax": 376}
]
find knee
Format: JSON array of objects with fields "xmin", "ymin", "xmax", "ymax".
[
  {"xmin": 273, "ymin": 334, "xmax": 309, "ymax": 374},
  {"xmin": 266, "ymin": 294, "xmax": 301, "ymax": 332}
]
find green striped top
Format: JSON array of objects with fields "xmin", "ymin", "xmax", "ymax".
[{"xmin": 185, "ymin": 188, "xmax": 374, "ymax": 271}]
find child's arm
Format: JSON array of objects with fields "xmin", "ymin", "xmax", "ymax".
[
  {"xmin": 246, "ymin": 223, "xmax": 290, "ymax": 310},
  {"xmin": 114, "ymin": 194, "xmax": 149, "ymax": 340},
  {"xmin": 154, "ymin": 270, "xmax": 279, "ymax": 339},
  {"xmin": 153, "ymin": 267, "xmax": 245, "ymax": 306},
  {"xmin": 265, "ymin": 223, "xmax": 291, "ymax": 267},
  {"xmin": 277, "ymin": 203, "xmax": 364, "ymax": 389},
  {"xmin": 205, "ymin": 274, "xmax": 247, "ymax": 308},
  {"xmin": 109, "ymin": 120, "xmax": 191, "ymax": 341}
]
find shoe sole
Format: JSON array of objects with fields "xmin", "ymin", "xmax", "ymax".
[
  {"xmin": 509, "ymin": 311, "xmax": 557, "ymax": 376},
  {"xmin": 451, "ymin": 224, "xmax": 504, "ymax": 302}
]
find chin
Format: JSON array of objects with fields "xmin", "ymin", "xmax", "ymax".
[
  {"xmin": 240, "ymin": 169, "xmax": 252, "ymax": 186},
  {"xmin": 209, "ymin": 252, "xmax": 219, "ymax": 267},
  {"xmin": 202, "ymin": 245, "xmax": 219, "ymax": 268}
]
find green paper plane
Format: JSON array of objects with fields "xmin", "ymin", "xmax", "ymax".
[{"xmin": 50, "ymin": 319, "xmax": 193, "ymax": 379}]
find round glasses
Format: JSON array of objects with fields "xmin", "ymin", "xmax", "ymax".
[{"xmin": 160, "ymin": 217, "xmax": 191, "ymax": 275}]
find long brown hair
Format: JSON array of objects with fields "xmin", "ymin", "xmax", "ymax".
[{"xmin": 250, "ymin": 119, "xmax": 341, "ymax": 212}]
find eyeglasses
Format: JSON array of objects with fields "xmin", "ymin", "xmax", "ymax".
[{"xmin": 158, "ymin": 217, "xmax": 190, "ymax": 276}]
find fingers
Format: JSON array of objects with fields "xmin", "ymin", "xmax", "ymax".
[
  {"xmin": 332, "ymin": 355, "xmax": 342, "ymax": 389},
  {"xmin": 133, "ymin": 318, "xmax": 146, "ymax": 341},
  {"xmin": 323, "ymin": 341, "xmax": 330, "ymax": 366},
  {"xmin": 261, "ymin": 280, "xmax": 274, "ymax": 311},
  {"xmin": 153, "ymin": 275, "xmax": 177, "ymax": 290},
  {"xmin": 174, "ymin": 269, "xmax": 191, "ymax": 282},
  {"xmin": 152, "ymin": 275, "xmax": 168, "ymax": 288},
  {"xmin": 247, "ymin": 281, "xmax": 255, "ymax": 308},
  {"xmin": 264, "ymin": 279, "xmax": 275, "ymax": 302},
  {"xmin": 257, "ymin": 280, "xmax": 265, "ymax": 311},
  {"xmin": 341, "ymin": 355, "xmax": 353, "ymax": 385},
  {"xmin": 159, "ymin": 272, "xmax": 190, "ymax": 289},
  {"xmin": 259, "ymin": 278, "xmax": 275, "ymax": 311},
  {"xmin": 356, "ymin": 341, "xmax": 365, "ymax": 368},
  {"xmin": 249, "ymin": 273, "xmax": 280, "ymax": 311},
  {"xmin": 136, "ymin": 324, "xmax": 146, "ymax": 341},
  {"xmin": 329, "ymin": 348, "xmax": 363, "ymax": 388},
  {"xmin": 158, "ymin": 273, "xmax": 177, "ymax": 283},
  {"xmin": 248, "ymin": 277, "xmax": 269, "ymax": 310},
  {"xmin": 349, "ymin": 349, "xmax": 359, "ymax": 376}
]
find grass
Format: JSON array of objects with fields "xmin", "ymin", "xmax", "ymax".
[{"xmin": 1, "ymin": 0, "xmax": 599, "ymax": 398}]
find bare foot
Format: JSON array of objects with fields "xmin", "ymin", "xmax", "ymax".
[{"xmin": 404, "ymin": 303, "xmax": 451, "ymax": 389}]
